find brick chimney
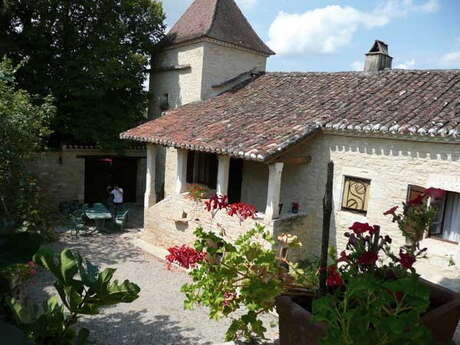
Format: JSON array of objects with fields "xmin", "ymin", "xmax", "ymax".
[{"xmin": 364, "ymin": 40, "xmax": 393, "ymax": 72}]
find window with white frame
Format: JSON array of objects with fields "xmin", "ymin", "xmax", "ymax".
[
  {"xmin": 430, "ymin": 191, "xmax": 460, "ymax": 243},
  {"xmin": 408, "ymin": 185, "xmax": 460, "ymax": 243}
]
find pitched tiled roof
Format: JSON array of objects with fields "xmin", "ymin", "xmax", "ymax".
[
  {"xmin": 121, "ymin": 69, "xmax": 460, "ymax": 162},
  {"xmin": 166, "ymin": 0, "xmax": 274, "ymax": 56}
]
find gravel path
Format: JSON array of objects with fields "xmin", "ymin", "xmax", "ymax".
[{"xmin": 25, "ymin": 230, "xmax": 279, "ymax": 345}]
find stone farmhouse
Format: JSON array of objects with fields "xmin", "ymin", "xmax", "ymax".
[{"xmin": 121, "ymin": 0, "xmax": 460, "ymax": 273}]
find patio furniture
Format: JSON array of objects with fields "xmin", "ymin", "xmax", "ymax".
[
  {"xmin": 115, "ymin": 208, "xmax": 129, "ymax": 231},
  {"xmin": 83, "ymin": 203, "xmax": 112, "ymax": 231},
  {"xmin": 70, "ymin": 211, "xmax": 96, "ymax": 237}
]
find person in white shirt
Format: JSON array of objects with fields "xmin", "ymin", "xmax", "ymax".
[{"xmin": 110, "ymin": 185, "xmax": 124, "ymax": 219}]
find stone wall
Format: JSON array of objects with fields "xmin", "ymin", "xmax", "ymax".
[
  {"xmin": 201, "ymin": 41, "xmax": 267, "ymax": 100},
  {"xmin": 143, "ymin": 193, "xmax": 272, "ymax": 249},
  {"xmin": 149, "ymin": 43, "xmax": 205, "ymax": 116},
  {"xmin": 277, "ymin": 133, "xmax": 460, "ymax": 267},
  {"xmin": 27, "ymin": 148, "xmax": 146, "ymax": 205}
]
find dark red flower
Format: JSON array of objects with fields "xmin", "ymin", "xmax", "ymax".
[
  {"xmin": 424, "ymin": 188, "xmax": 445, "ymax": 200},
  {"xmin": 407, "ymin": 194, "xmax": 425, "ymax": 206},
  {"xmin": 348, "ymin": 222, "xmax": 375, "ymax": 235},
  {"xmin": 204, "ymin": 194, "xmax": 228, "ymax": 212},
  {"xmin": 165, "ymin": 245, "xmax": 206, "ymax": 269},
  {"xmin": 357, "ymin": 251, "xmax": 378, "ymax": 265},
  {"xmin": 337, "ymin": 251, "xmax": 348, "ymax": 263},
  {"xmin": 383, "ymin": 206, "xmax": 398, "ymax": 216},
  {"xmin": 326, "ymin": 266, "xmax": 344, "ymax": 287},
  {"xmin": 399, "ymin": 250, "xmax": 416, "ymax": 269}
]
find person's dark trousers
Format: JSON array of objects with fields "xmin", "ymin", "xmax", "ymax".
[{"xmin": 112, "ymin": 202, "xmax": 123, "ymax": 219}]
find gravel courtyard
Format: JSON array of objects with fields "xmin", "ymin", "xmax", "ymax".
[{"xmin": 25, "ymin": 229, "xmax": 279, "ymax": 345}]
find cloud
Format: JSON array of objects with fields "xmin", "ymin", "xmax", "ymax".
[
  {"xmin": 395, "ymin": 59, "xmax": 416, "ymax": 69},
  {"xmin": 267, "ymin": 0, "xmax": 439, "ymax": 56},
  {"xmin": 350, "ymin": 60, "xmax": 364, "ymax": 71},
  {"xmin": 441, "ymin": 51, "xmax": 460, "ymax": 67}
]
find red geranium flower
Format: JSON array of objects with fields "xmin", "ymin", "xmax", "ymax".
[
  {"xmin": 326, "ymin": 266, "xmax": 344, "ymax": 287},
  {"xmin": 348, "ymin": 222, "xmax": 375, "ymax": 235},
  {"xmin": 357, "ymin": 251, "xmax": 378, "ymax": 265},
  {"xmin": 165, "ymin": 245, "xmax": 206, "ymax": 269},
  {"xmin": 204, "ymin": 194, "xmax": 228, "ymax": 212},
  {"xmin": 399, "ymin": 250, "xmax": 416, "ymax": 269},
  {"xmin": 227, "ymin": 202, "xmax": 257, "ymax": 221},
  {"xmin": 407, "ymin": 194, "xmax": 425, "ymax": 206},
  {"xmin": 383, "ymin": 206, "xmax": 398, "ymax": 216},
  {"xmin": 424, "ymin": 188, "xmax": 445, "ymax": 200}
]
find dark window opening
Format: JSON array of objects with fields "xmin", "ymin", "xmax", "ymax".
[{"xmin": 186, "ymin": 151, "xmax": 218, "ymax": 189}]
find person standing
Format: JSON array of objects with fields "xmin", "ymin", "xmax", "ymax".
[{"xmin": 110, "ymin": 184, "xmax": 124, "ymax": 219}]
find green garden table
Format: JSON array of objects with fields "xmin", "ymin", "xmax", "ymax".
[{"xmin": 83, "ymin": 203, "xmax": 112, "ymax": 231}]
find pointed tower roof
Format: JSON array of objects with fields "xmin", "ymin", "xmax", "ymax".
[{"xmin": 166, "ymin": 0, "xmax": 274, "ymax": 56}]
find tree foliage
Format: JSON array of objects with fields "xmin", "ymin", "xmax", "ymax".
[
  {"xmin": 0, "ymin": 58, "xmax": 55, "ymax": 232},
  {"xmin": 0, "ymin": 0, "xmax": 165, "ymax": 148}
]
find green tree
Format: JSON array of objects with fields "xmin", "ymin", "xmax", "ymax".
[
  {"xmin": 0, "ymin": 0, "xmax": 165, "ymax": 148},
  {"xmin": 0, "ymin": 58, "xmax": 55, "ymax": 228}
]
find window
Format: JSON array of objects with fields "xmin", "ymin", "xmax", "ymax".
[
  {"xmin": 186, "ymin": 151, "xmax": 218, "ymax": 189},
  {"xmin": 341, "ymin": 176, "xmax": 371, "ymax": 213},
  {"xmin": 406, "ymin": 185, "xmax": 425, "ymax": 204},
  {"xmin": 429, "ymin": 191, "xmax": 460, "ymax": 243}
]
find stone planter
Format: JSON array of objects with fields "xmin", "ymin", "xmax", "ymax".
[{"xmin": 276, "ymin": 280, "xmax": 460, "ymax": 345}]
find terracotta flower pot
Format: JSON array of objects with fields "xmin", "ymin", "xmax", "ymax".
[{"xmin": 276, "ymin": 280, "xmax": 460, "ymax": 345}]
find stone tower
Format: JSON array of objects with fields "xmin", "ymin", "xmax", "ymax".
[
  {"xmin": 147, "ymin": 0, "xmax": 274, "ymax": 201},
  {"xmin": 148, "ymin": 0, "xmax": 274, "ymax": 117}
]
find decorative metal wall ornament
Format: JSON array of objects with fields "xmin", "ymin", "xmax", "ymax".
[{"xmin": 341, "ymin": 176, "xmax": 371, "ymax": 213}]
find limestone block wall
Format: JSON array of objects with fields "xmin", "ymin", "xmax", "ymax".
[
  {"xmin": 149, "ymin": 43, "xmax": 205, "ymax": 115},
  {"xmin": 241, "ymin": 160, "xmax": 268, "ymax": 211},
  {"xmin": 277, "ymin": 133, "xmax": 460, "ymax": 265},
  {"xmin": 27, "ymin": 149, "xmax": 146, "ymax": 205},
  {"xmin": 201, "ymin": 41, "xmax": 267, "ymax": 100},
  {"xmin": 143, "ymin": 193, "xmax": 273, "ymax": 249},
  {"xmin": 27, "ymin": 151, "xmax": 85, "ymax": 204}
]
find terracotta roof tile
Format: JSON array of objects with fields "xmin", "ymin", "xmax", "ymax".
[
  {"xmin": 121, "ymin": 70, "xmax": 460, "ymax": 161},
  {"xmin": 166, "ymin": 0, "xmax": 274, "ymax": 56}
]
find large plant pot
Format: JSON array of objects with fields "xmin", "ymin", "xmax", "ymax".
[{"xmin": 276, "ymin": 280, "xmax": 460, "ymax": 345}]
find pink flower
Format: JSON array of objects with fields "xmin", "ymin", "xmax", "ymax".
[
  {"xmin": 357, "ymin": 251, "xmax": 378, "ymax": 265},
  {"xmin": 383, "ymin": 206, "xmax": 398, "ymax": 216},
  {"xmin": 348, "ymin": 222, "xmax": 375, "ymax": 235},
  {"xmin": 424, "ymin": 188, "xmax": 445, "ymax": 200}
]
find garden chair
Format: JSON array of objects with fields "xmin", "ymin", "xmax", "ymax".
[
  {"xmin": 114, "ymin": 208, "xmax": 129, "ymax": 232},
  {"xmin": 70, "ymin": 211, "xmax": 95, "ymax": 237}
]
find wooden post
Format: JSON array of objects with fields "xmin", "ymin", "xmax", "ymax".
[{"xmin": 319, "ymin": 161, "xmax": 334, "ymax": 294}]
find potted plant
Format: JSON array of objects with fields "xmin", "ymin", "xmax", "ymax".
[
  {"xmin": 165, "ymin": 194, "xmax": 317, "ymax": 342},
  {"xmin": 277, "ymin": 187, "xmax": 460, "ymax": 345}
]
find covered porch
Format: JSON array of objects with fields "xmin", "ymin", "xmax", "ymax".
[{"xmin": 142, "ymin": 144, "xmax": 312, "ymax": 258}]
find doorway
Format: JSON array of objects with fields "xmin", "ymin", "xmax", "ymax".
[
  {"xmin": 228, "ymin": 158, "xmax": 243, "ymax": 203},
  {"xmin": 84, "ymin": 157, "xmax": 138, "ymax": 203}
]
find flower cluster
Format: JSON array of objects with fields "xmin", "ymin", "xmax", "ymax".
[
  {"xmin": 324, "ymin": 217, "xmax": 429, "ymax": 287},
  {"xmin": 383, "ymin": 187, "xmax": 444, "ymax": 244},
  {"xmin": 203, "ymin": 194, "xmax": 257, "ymax": 221},
  {"xmin": 227, "ymin": 202, "xmax": 257, "ymax": 221},
  {"xmin": 187, "ymin": 184, "xmax": 210, "ymax": 201},
  {"xmin": 165, "ymin": 245, "xmax": 207, "ymax": 269}
]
